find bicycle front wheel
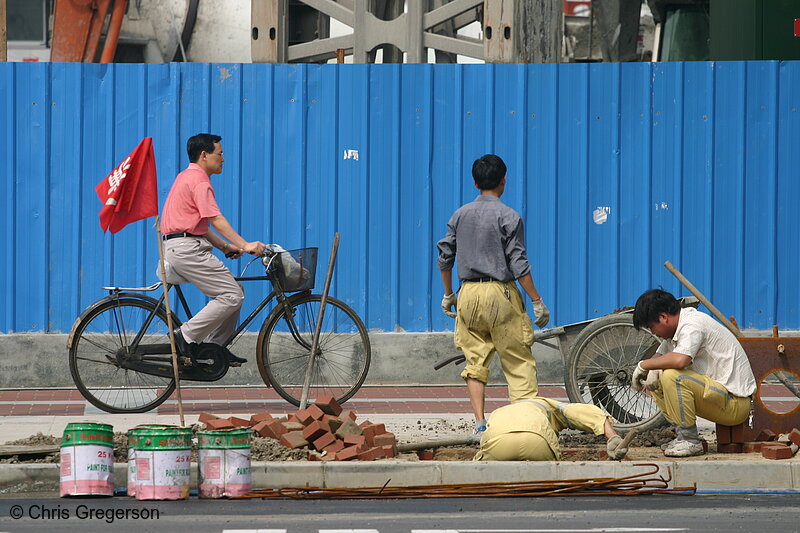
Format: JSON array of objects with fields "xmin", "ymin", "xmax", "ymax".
[
  {"xmin": 565, "ymin": 313, "xmax": 667, "ymax": 432},
  {"xmin": 69, "ymin": 297, "xmax": 178, "ymax": 413},
  {"xmin": 257, "ymin": 294, "xmax": 371, "ymax": 407}
]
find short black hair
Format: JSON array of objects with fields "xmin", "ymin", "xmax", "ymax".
[
  {"xmin": 632, "ymin": 288, "xmax": 681, "ymax": 330},
  {"xmin": 472, "ymin": 154, "xmax": 506, "ymax": 190},
  {"xmin": 187, "ymin": 134, "xmax": 222, "ymax": 163}
]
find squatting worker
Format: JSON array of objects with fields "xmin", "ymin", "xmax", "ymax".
[
  {"xmin": 161, "ymin": 133, "xmax": 267, "ymax": 365},
  {"xmin": 631, "ymin": 289, "xmax": 756, "ymax": 457},
  {"xmin": 474, "ymin": 398, "xmax": 629, "ymax": 461},
  {"xmin": 437, "ymin": 154, "xmax": 550, "ymax": 441}
]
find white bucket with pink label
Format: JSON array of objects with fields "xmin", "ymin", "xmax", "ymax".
[
  {"xmin": 197, "ymin": 428, "xmax": 252, "ymax": 498},
  {"xmin": 133, "ymin": 427, "xmax": 192, "ymax": 500},
  {"xmin": 60, "ymin": 422, "xmax": 115, "ymax": 497}
]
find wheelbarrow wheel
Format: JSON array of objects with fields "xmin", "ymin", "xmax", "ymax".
[{"xmin": 565, "ymin": 313, "xmax": 668, "ymax": 432}]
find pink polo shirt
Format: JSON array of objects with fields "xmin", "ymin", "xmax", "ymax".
[{"xmin": 160, "ymin": 163, "xmax": 222, "ymax": 235}]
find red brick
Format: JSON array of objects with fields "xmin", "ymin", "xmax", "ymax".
[
  {"xmin": 305, "ymin": 403, "xmax": 325, "ymax": 420},
  {"xmin": 302, "ymin": 420, "xmax": 329, "ymax": 442},
  {"xmin": 322, "ymin": 440, "xmax": 345, "ymax": 455},
  {"xmin": 362, "ymin": 424, "xmax": 387, "ymax": 446},
  {"xmin": 314, "ymin": 395, "xmax": 343, "ymax": 416},
  {"xmin": 762, "ymin": 443, "xmax": 792, "ymax": 460},
  {"xmin": 250, "ymin": 412, "xmax": 274, "ymax": 425},
  {"xmin": 730, "ymin": 423, "xmax": 744, "ymax": 443},
  {"xmin": 717, "ymin": 443, "xmax": 744, "ymax": 454},
  {"xmin": 293, "ymin": 409, "xmax": 315, "ymax": 425},
  {"xmin": 335, "ymin": 419, "xmax": 363, "ymax": 438},
  {"xmin": 343, "ymin": 434, "xmax": 366, "ymax": 448},
  {"xmin": 380, "ymin": 444, "xmax": 397, "ymax": 458},
  {"xmin": 373, "ymin": 433, "xmax": 397, "ymax": 448},
  {"xmin": 742, "ymin": 442, "xmax": 763, "ymax": 453},
  {"xmin": 787, "ymin": 428, "xmax": 800, "ymax": 447},
  {"xmin": 252, "ymin": 421, "xmax": 279, "ymax": 439},
  {"xmin": 417, "ymin": 450, "xmax": 434, "ymax": 460},
  {"xmin": 280, "ymin": 431, "xmax": 309, "ymax": 449},
  {"xmin": 282, "ymin": 421, "xmax": 305, "ymax": 432},
  {"xmin": 339, "ymin": 409, "xmax": 357, "ymax": 422},
  {"xmin": 359, "ymin": 420, "xmax": 371, "ymax": 428},
  {"xmin": 756, "ymin": 429, "xmax": 778, "ymax": 442},
  {"xmin": 264, "ymin": 419, "xmax": 287, "ymax": 438},
  {"xmin": 228, "ymin": 417, "xmax": 251, "ymax": 428},
  {"xmin": 358, "ymin": 446, "xmax": 383, "ymax": 461},
  {"xmin": 307, "ymin": 453, "xmax": 321, "ymax": 461},
  {"xmin": 715, "ymin": 424, "xmax": 732, "ymax": 445},
  {"xmin": 205, "ymin": 418, "xmax": 234, "ymax": 430},
  {"xmin": 312, "ymin": 432, "xmax": 337, "ymax": 452},
  {"xmin": 322, "ymin": 415, "xmax": 343, "ymax": 434},
  {"xmin": 198, "ymin": 412, "xmax": 219, "ymax": 424},
  {"xmin": 335, "ymin": 446, "xmax": 360, "ymax": 461}
]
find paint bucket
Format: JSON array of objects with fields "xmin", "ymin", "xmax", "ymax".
[
  {"xmin": 197, "ymin": 428, "xmax": 252, "ymax": 498},
  {"xmin": 60, "ymin": 422, "xmax": 115, "ymax": 497},
  {"xmin": 127, "ymin": 424, "xmax": 167, "ymax": 497},
  {"xmin": 133, "ymin": 427, "xmax": 192, "ymax": 500}
]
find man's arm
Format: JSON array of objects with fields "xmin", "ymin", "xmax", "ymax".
[
  {"xmin": 208, "ymin": 214, "xmax": 266, "ymax": 256},
  {"xmin": 441, "ymin": 270, "xmax": 453, "ymax": 296},
  {"xmin": 639, "ymin": 352, "xmax": 692, "ymax": 371},
  {"xmin": 516, "ymin": 272, "xmax": 542, "ymax": 302}
]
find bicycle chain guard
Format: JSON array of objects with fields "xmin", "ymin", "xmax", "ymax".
[
  {"xmin": 181, "ymin": 343, "xmax": 230, "ymax": 381},
  {"xmin": 116, "ymin": 343, "xmax": 230, "ymax": 382}
]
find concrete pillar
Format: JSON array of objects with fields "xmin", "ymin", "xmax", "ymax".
[
  {"xmin": 484, "ymin": 0, "xmax": 562, "ymax": 63},
  {"xmin": 593, "ymin": 0, "xmax": 642, "ymax": 62},
  {"xmin": 252, "ymin": 0, "xmax": 288, "ymax": 63}
]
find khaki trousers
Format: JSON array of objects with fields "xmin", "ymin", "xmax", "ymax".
[
  {"xmin": 454, "ymin": 280, "xmax": 537, "ymax": 401},
  {"xmin": 164, "ymin": 236, "xmax": 244, "ymax": 345},
  {"xmin": 651, "ymin": 369, "xmax": 751, "ymax": 429}
]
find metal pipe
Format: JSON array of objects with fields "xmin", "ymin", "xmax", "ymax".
[
  {"xmin": 0, "ymin": 0, "xmax": 7, "ymax": 63},
  {"xmin": 100, "ymin": 0, "xmax": 128, "ymax": 63}
]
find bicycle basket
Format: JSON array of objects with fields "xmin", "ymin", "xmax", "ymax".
[{"xmin": 269, "ymin": 247, "xmax": 317, "ymax": 292}]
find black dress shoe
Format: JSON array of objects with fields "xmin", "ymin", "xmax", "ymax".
[
  {"xmin": 172, "ymin": 328, "xmax": 195, "ymax": 357},
  {"xmin": 223, "ymin": 347, "xmax": 247, "ymax": 367}
]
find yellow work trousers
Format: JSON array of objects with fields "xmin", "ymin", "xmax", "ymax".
[
  {"xmin": 651, "ymin": 369, "xmax": 751, "ymax": 429},
  {"xmin": 454, "ymin": 280, "xmax": 537, "ymax": 401}
]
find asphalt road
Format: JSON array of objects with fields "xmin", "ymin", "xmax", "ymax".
[{"xmin": 0, "ymin": 494, "xmax": 798, "ymax": 532}]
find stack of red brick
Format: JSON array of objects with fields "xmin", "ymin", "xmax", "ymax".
[
  {"xmin": 198, "ymin": 395, "xmax": 398, "ymax": 461},
  {"xmin": 717, "ymin": 424, "xmax": 800, "ymax": 459}
]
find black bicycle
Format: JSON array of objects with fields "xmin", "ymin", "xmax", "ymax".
[{"xmin": 67, "ymin": 247, "xmax": 371, "ymax": 413}]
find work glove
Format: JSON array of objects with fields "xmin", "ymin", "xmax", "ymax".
[
  {"xmin": 643, "ymin": 369, "xmax": 663, "ymax": 392},
  {"xmin": 606, "ymin": 435, "xmax": 629, "ymax": 460},
  {"xmin": 532, "ymin": 298, "xmax": 550, "ymax": 328},
  {"xmin": 441, "ymin": 293, "xmax": 458, "ymax": 318},
  {"xmin": 631, "ymin": 362, "xmax": 649, "ymax": 393}
]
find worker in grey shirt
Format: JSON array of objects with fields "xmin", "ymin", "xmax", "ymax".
[{"xmin": 437, "ymin": 154, "xmax": 550, "ymax": 440}]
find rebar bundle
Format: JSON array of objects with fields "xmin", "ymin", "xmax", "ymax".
[{"xmin": 236, "ymin": 463, "xmax": 695, "ymax": 499}]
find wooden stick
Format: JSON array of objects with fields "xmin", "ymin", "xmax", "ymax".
[
  {"xmin": 300, "ymin": 233, "xmax": 340, "ymax": 409},
  {"xmin": 156, "ymin": 216, "xmax": 185, "ymax": 427},
  {"xmin": 664, "ymin": 261, "xmax": 742, "ymax": 337}
]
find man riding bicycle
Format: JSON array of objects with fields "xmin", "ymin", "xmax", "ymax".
[{"xmin": 160, "ymin": 133, "xmax": 266, "ymax": 365}]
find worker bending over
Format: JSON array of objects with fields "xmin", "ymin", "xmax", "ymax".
[
  {"xmin": 474, "ymin": 398, "xmax": 629, "ymax": 461},
  {"xmin": 631, "ymin": 289, "xmax": 756, "ymax": 457}
]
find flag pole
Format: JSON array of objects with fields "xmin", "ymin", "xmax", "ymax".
[{"xmin": 156, "ymin": 216, "xmax": 185, "ymax": 427}]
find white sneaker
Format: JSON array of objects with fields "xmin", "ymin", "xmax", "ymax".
[
  {"xmin": 663, "ymin": 439, "xmax": 704, "ymax": 457},
  {"xmin": 660, "ymin": 438, "xmax": 679, "ymax": 451}
]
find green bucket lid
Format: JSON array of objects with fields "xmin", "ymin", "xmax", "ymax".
[
  {"xmin": 62, "ymin": 422, "xmax": 114, "ymax": 447},
  {"xmin": 130, "ymin": 427, "xmax": 192, "ymax": 451},
  {"xmin": 197, "ymin": 428, "xmax": 252, "ymax": 449}
]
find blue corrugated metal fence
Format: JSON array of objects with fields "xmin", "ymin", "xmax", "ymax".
[{"xmin": 1, "ymin": 61, "xmax": 798, "ymax": 333}]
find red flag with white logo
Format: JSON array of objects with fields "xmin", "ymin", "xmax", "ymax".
[{"xmin": 95, "ymin": 137, "xmax": 159, "ymax": 234}]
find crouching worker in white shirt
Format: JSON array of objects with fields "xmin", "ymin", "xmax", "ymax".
[
  {"xmin": 473, "ymin": 398, "xmax": 629, "ymax": 461},
  {"xmin": 631, "ymin": 289, "xmax": 756, "ymax": 457}
]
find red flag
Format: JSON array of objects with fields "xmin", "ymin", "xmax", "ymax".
[{"xmin": 96, "ymin": 137, "xmax": 159, "ymax": 233}]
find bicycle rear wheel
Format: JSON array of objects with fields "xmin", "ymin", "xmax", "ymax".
[
  {"xmin": 257, "ymin": 293, "xmax": 371, "ymax": 407},
  {"xmin": 565, "ymin": 313, "xmax": 667, "ymax": 432},
  {"xmin": 68, "ymin": 297, "xmax": 178, "ymax": 413}
]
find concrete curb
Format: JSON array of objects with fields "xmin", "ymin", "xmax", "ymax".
[{"xmin": 2, "ymin": 460, "xmax": 798, "ymax": 494}]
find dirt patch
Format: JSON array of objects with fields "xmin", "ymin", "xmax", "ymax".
[{"xmin": 251, "ymin": 437, "xmax": 308, "ymax": 461}]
